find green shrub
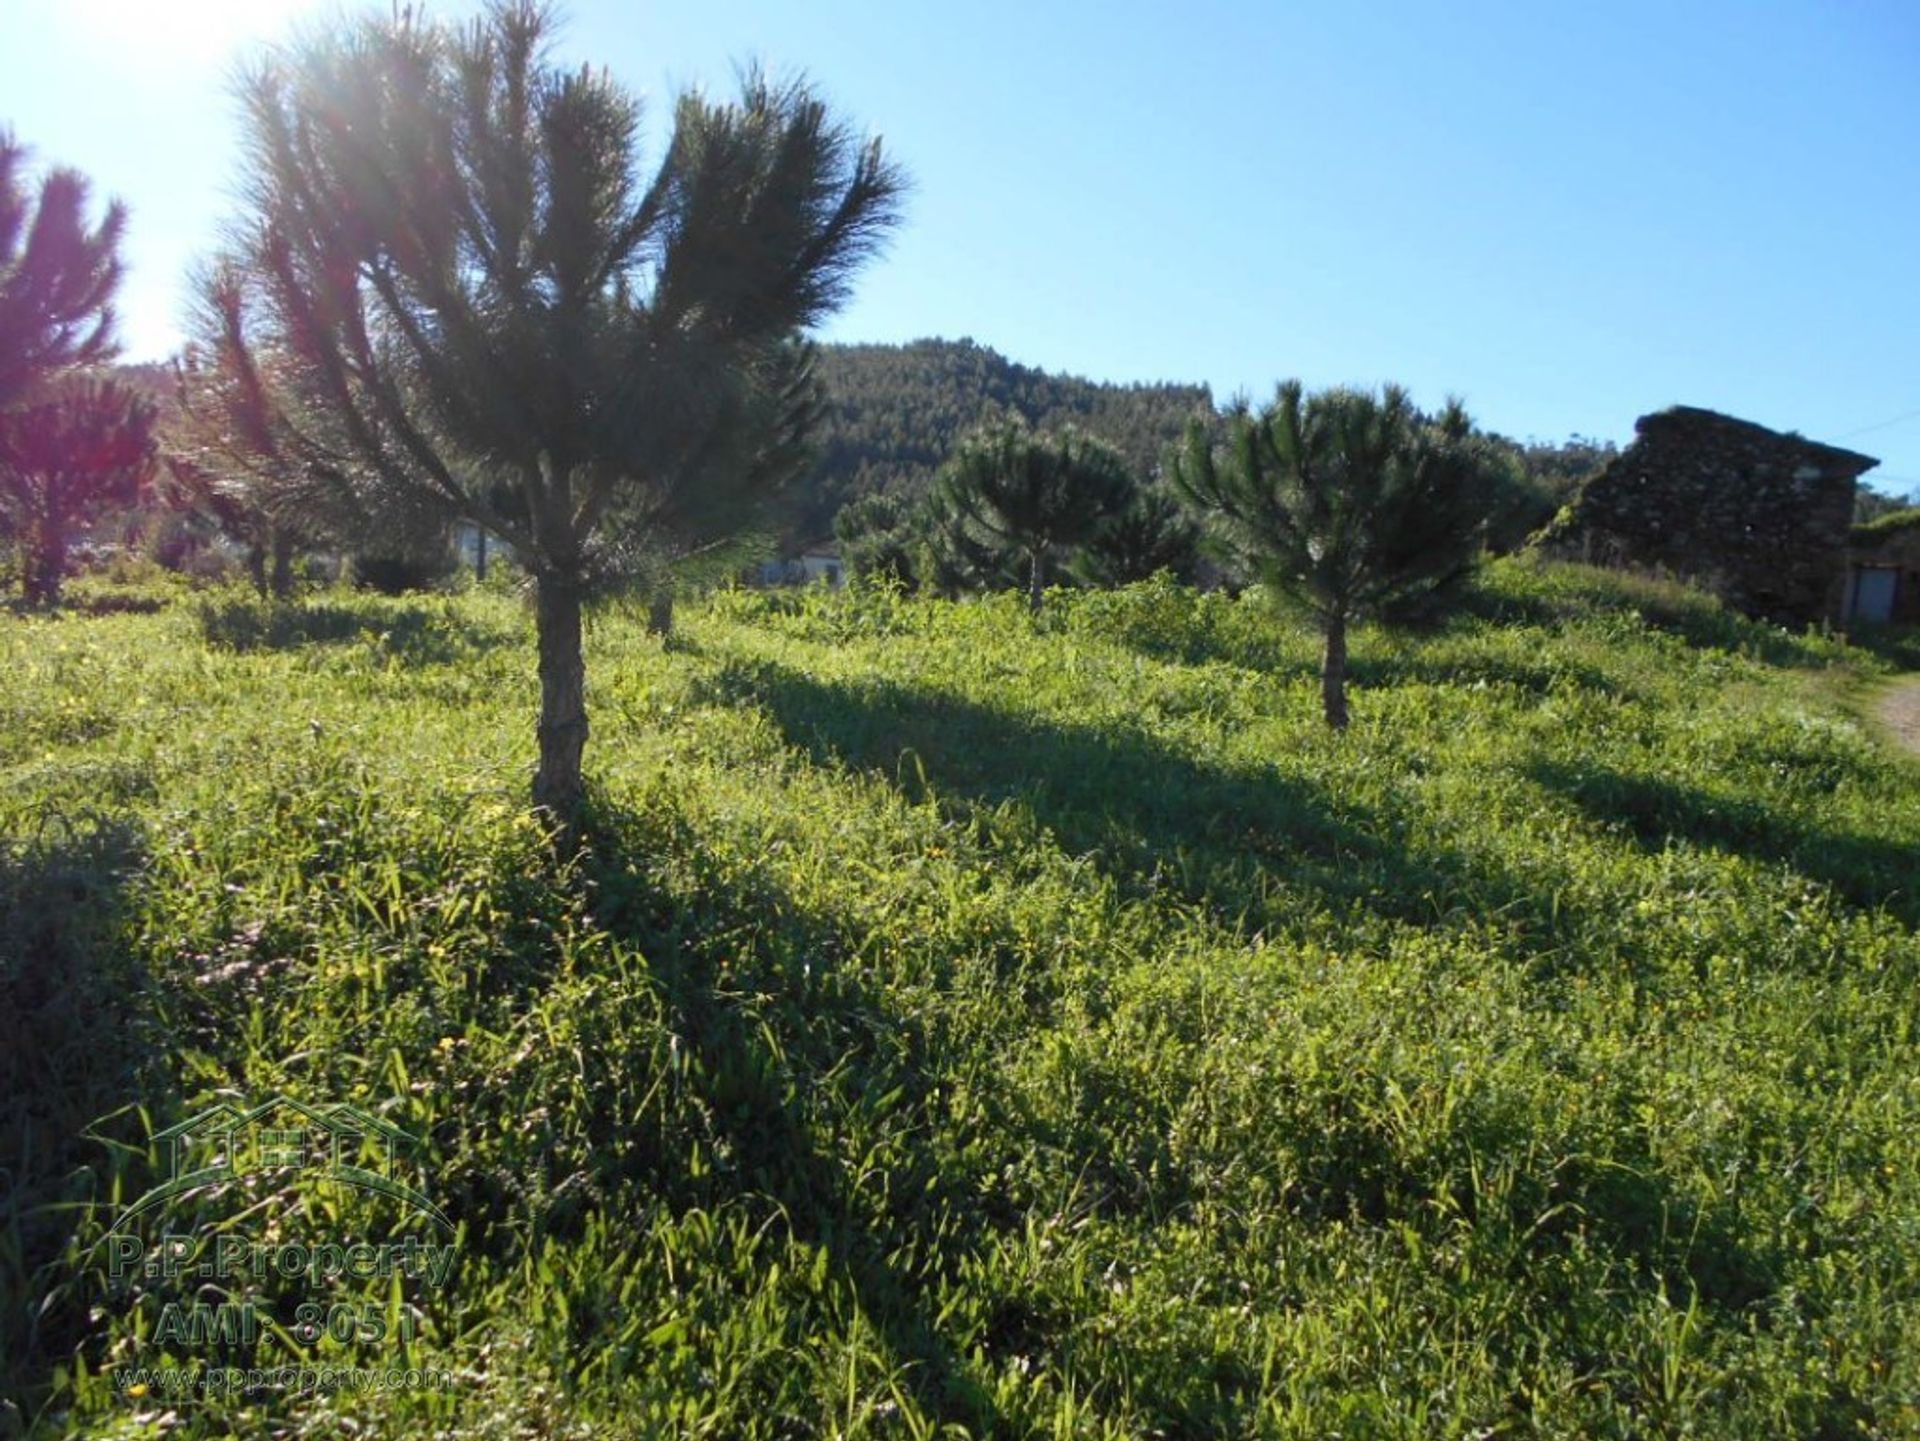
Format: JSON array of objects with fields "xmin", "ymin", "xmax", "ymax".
[{"xmin": 351, "ymin": 544, "xmax": 460, "ymax": 595}]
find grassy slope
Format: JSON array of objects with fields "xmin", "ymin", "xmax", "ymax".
[{"xmin": 4, "ymin": 560, "xmax": 1919, "ymax": 1438}]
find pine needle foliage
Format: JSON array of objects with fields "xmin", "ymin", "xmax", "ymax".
[
  {"xmin": 0, "ymin": 133, "xmax": 125, "ymax": 411},
  {"xmin": 1070, "ymin": 482, "xmax": 1200, "ymax": 588},
  {"xmin": 0, "ymin": 377, "xmax": 157, "ymax": 605},
  {"xmin": 1172, "ymin": 380, "xmax": 1513, "ymax": 728},
  {"xmin": 198, "ymin": 0, "xmax": 903, "ymax": 817},
  {"xmin": 936, "ymin": 417, "xmax": 1134, "ymax": 610}
]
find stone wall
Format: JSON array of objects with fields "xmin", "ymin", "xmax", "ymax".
[{"xmin": 1548, "ymin": 406, "xmax": 1878, "ymax": 626}]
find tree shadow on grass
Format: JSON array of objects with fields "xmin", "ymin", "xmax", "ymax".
[
  {"xmin": 577, "ymin": 797, "xmax": 1004, "ymax": 1433},
  {"xmin": 570, "ymin": 769, "xmax": 1783, "ymax": 1432},
  {"xmin": 196, "ymin": 596, "xmax": 514, "ymax": 666},
  {"xmin": 0, "ymin": 812, "xmax": 159, "ymax": 1417},
  {"xmin": 1082, "ymin": 610, "xmax": 1629, "ymax": 701},
  {"xmin": 708, "ymin": 665, "xmax": 1799, "ymax": 1275},
  {"xmin": 28, "ymin": 592, "xmax": 171, "ymax": 618},
  {"xmin": 1353, "ymin": 646, "xmax": 1629, "ymax": 700},
  {"xmin": 706, "ymin": 656, "xmax": 1535, "ymax": 933},
  {"xmin": 1527, "ymin": 759, "xmax": 1920, "ymax": 925}
]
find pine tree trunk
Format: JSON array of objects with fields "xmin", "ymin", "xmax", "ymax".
[
  {"xmin": 245, "ymin": 543, "xmax": 269, "ymax": 597},
  {"xmin": 27, "ymin": 526, "xmax": 66, "ymax": 607},
  {"xmin": 269, "ymin": 532, "xmax": 295, "ymax": 598},
  {"xmin": 533, "ymin": 572, "xmax": 589, "ymax": 822},
  {"xmin": 1027, "ymin": 548, "xmax": 1045, "ymax": 613},
  {"xmin": 475, "ymin": 528, "xmax": 488, "ymax": 582},
  {"xmin": 646, "ymin": 584, "xmax": 674, "ymax": 639},
  {"xmin": 1321, "ymin": 611, "xmax": 1350, "ymax": 731}
]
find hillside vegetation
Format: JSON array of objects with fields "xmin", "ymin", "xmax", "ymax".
[
  {"xmin": 5, "ymin": 560, "xmax": 1920, "ymax": 1437},
  {"xmin": 799, "ymin": 340, "xmax": 1216, "ymax": 536}
]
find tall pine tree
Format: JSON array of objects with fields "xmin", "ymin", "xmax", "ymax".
[
  {"xmin": 199, "ymin": 2, "xmax": 902, "ymax": 820},
  {"xmin": 0, "ymin": 132, "xmax": 125, "ymax": 412}
]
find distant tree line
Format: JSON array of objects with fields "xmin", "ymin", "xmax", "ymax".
[
  {"xmin": 18, "ymin": 320, "xmax": 1621, "ymax": 619},
  {"xmin": 807, "ymin": 343, "xmax": 1616, "ymax": 562}
]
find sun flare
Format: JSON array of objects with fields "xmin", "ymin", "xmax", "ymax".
[{"xmin": 63, "ymin": 0, "xmax": 319, "ymax": 69}]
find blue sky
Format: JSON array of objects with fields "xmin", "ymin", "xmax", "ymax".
[{"xmin": 5, "ymin": 0, "xmax": 1917, "ymax": 492}]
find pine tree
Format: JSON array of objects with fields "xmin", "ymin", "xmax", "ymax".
[
  {"xmin": 1172, "ymin": 381, "xmax": 1512, "ymax": 729},
  {"xmin": 919, "ymin": 478, "xmax": 1021, "ymax": 598},
  {"xmin": 936, "ymin": 418, "xmax": 1134, "ymax": 610},
  {"xmin": 0, "ymin": 133, "xmax": 125, "ymax": 412},
  {"xmin": 1070, "ymin": 483, "xmax": 1199, "ymax": 587},
  {"xmin": 834, "ymin": 491, "xmax": 921, "ymax": 587},
  {"xmin": 199, "ymin": 1, "xmax": 902, "ymax": 820},
  {"xmin": 594, "ymin": 337, "xmax": 825, "ymax": 639},
  {"xmin": 168, "ymin": 336, "xmax": 322, "ymax": 598},
  {"xmin": 0, "ymin": 378, "xmax": 156, "ymax": 605}
]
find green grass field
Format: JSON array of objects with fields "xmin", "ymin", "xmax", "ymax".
[{"xmin": 4, "ymin": 559, "xmax": 1919, "ymax": 1437}]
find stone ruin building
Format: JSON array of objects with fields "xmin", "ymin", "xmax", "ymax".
[
  {"xmin": 1844, "ymin": 511, "xmax": 1920, "ymax": 626},
  {"xmin": 1548, "ymin": 405, "xmax": 1878, "ymax": 627}
]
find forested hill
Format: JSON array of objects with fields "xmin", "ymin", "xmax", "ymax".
[{"xmin": 799, "ymin": 338, "xmax": 1215, "ymax": 538}]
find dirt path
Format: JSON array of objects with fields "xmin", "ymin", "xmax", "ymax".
[{"xmin": 1878, "ymin": 678, "xmax": 1920, "ymax": 760}]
